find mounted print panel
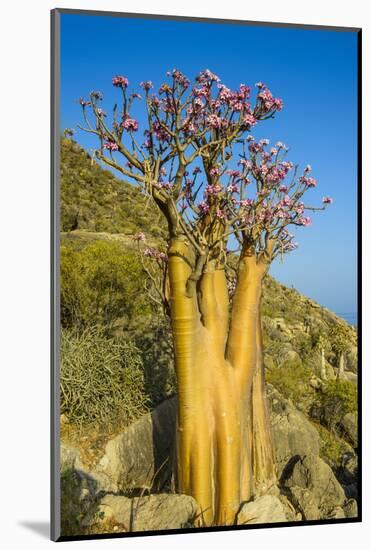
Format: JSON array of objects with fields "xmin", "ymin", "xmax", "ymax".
[{"xmin": 51, "ymin": 9, "xmax": 361, "ymax": 541}]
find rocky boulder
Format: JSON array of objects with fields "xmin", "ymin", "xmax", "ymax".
[
  {"xmin": 237, "ymin": 495, "xmax": 287, "ymax": 525},
  {"xmin": 83, "ymin": 493, "xmax": 197, "ymax": 532},
  {"xmin": 281, "ymin": 454, "xmax": 346, "ymax": 520},
  {"xmin": 267, "ymin": 386, "xmax": 321, "ymax": 477},
  {"xmin": 340, "ymin": 412, "xmax": 358, "ymax": 447},
  {"xmin": 93, "ymin": 398, "xmax": 177, "ymax": 492}
]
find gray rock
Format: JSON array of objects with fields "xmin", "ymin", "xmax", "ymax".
[
  {"xmin": 340, "ymin": 413, "xmax": 358, "ymax": 447},
  {"xmin": 94, "ymin": 398, "xmax": 177, "ymax": 492},
  {"xmin": 281, "ymin": 454, "xmax": 346, "ymax": 520},
  {"xmin": 60, "ymin": 444, "xmax": 83, "ymax": 471},
  {"xmin": 267, "ymin": 386, "xmax": 321, "ymax": 477},
  {"xmin": 85, "ymin": 493, "xmax": 197, "ymax": 532},
  {"xmin": 237, "ymin": 495, "xmax": 287, "ymax": 525},
  {"xmin": 343, "ymin": 499, "xmax": 358, "ymax": 518}
]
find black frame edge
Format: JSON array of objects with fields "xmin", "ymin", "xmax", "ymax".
[{"xmin": 51, "ymin": 7, "xmax": 62, "ymax": 543}]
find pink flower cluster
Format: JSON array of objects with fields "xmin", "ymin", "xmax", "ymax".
[
  {"xmin": 132, "ymin": 232, "xmax": 146, "ymax": 242},
  {"xmin": 167, "ymin": 68, "xmax": 190, "ymax": 88},
  {"xmin": 152, "ymin": 121, "xmax": 171, "ymax": 142},
  {"xmin": 121, "ymin": 115, "xmax": 139, "ymax": 132},
  {"xmin": 103, "ymin": 141, "xmax": 119, "ymax": 152},
  {"xmin": 207, "ymin": 114, "xmax": 228, "ymax": 130},
  {"xmin": 300, "ymin": 176, "xmax": 317, "ymax": 188},
  {"xmin": 205, "ymin": 184, "xmax": 223, "ymax": 195},
  {"xmin": 322, "ymin": 196, "xmax": 333, "ymax": 204},
  {"xmin": 112, "ymin": 75, "xmax": 129, "ymax": 88},
  {"xmin": 143, "ymin": 247, "xmax": 168, "ymax": 261},
  {"xmin": 198, "ymin": 201, "xmax": 210, "ymax": 215},
  {"xmin": 196, "ymin": 69, "xmax": 221, "ymax": 84},
  {"xmin": 258, "ymin": 86, "xmax": 283, "ymax": 111},
  {"xmin": 79, "ymin": 97, "xmax": 91, "ymax": 107},
  {"xmin": 298, "ymin": 216, "xmax": 312, "ymax": 226},
  {"xmin": 209, "ymin": 166, "xmax": 221, "ymax": 178},
  {"xmin": 140, "ymin": 80, "xmax": 154, "ymax": 90}
]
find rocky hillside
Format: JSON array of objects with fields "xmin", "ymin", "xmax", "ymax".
[{"xmin": 59, "ymin": 138, "xmax": 358, "ymax": 536}]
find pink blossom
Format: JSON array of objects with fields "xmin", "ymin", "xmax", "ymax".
[
  {"xmin": 79, "ymin": 98, "xmax": 91, "ymax": 107},
  {"xmin": 193, "ymin": 86, "xmax": 210, "ymax": 99},
  {"xmin": 298, "ymin": 216, "xmax": 312, "ymax": 226},
  {"xmin": 216, "ymin": 209, "xmax": 227, "ymax": 220},
  {"xmin": 238, "ymin": 159, "xmax": 252, "ymax": 169},
  {"xmin": 239, "ymin": 84, "xmax": 251, "ymax": 98},
  {"xmin": 275, "ymin": 141, "xmax": 287, "ymax": 149},
  {"xmin": 226, "ymin": 170, "xmax": 242, "ymax": 179},
  {"xmin": 112, "ymin": 75, "xmax": 129, "ymax": 88},
  {"xmin": 249, "ymin": 141, "xmax": 263, "ymax": 154},
  {"xmin": 198, "ymin": 201, "xmax": 210, "ymax": 215},
  {"xmin": 227, "ymin": 183, "xmax": 239, "ymax": 193},
  {"xmin": 243, "ymin": 114, "xmax": 257, "ymax": 127},
  {"xmin": 205, "ymin": 184, "xmax": 222, "ymax": 195},
  {"xmin": 300, "ymin": 176, "xmax": 317, "ymax": 188},
  {"xmin": 279, "ymin": 185, "xmax": 288, "ymax": 193},
  {"xmin": 132, "ymin": 232, "xmax": 146, "ymax": 242},
  {"xmin": 207, "ymin": 114, "xmax": 224, "ymax": 129},
  {"xmin": 322, "ymin": 196, "xmax": 333, "ymax": 204},
  {"xmin": 296, "ymin": 202, "xmax": 305, "ymax": 215},
  {"xmin": 240, "ymin": 199, "xmax": 253, "ymax": 208},
  {"xmin": 91, "ymin": 91, "xmax": 103, "ymax": 100},
  {"xmin": 196, "ymin": 69, "xmax": 220, "ymax": 84},
  {"xmin": 152, "ymin": 121, "xmax": 170, "ymax": 141},
  {"xmin": 258, "ymin": 88, "xmax": 274, "ymax": 110},
  {"xmin": 140, "ymin": 80, "xmax": 154, "ymax": 90},
  {"xmin": 168, "ymin": 68, "xmax": 190, "ymax": 88},
  {"xmin": 103, "ymin": 141, "xmax": 118, "ymax": 152},
  {"xmin": 281, "ymin": 161, "xmax": 294, "ymax": 171},
  {"xmin": 121, "ymin": 115, "xmax": 139, "ymax": 132},
  {"xmin": 143, "ymin": 247, "xmax": 167, "ymax": 261},
  {"xmin": 304, "ymin": 164, "xmax": 312, "ymax": 172},
  {"xmin": 273, "ymin": 98, "xmax": 284, "ymax": 110},
  {"xmin": 96, "ymin": 108, "xmax": 106, "ymax": 117},
  {"xmin": 209, "ymin": 166, "xmax": 220, "ymax": 178}
]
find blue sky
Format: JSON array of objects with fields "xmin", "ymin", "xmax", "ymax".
[{"xmin": 60, "ymin": 13, "xmax": 358, "ymax": 316}]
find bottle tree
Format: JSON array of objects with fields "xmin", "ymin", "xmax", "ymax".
[
  {"xmin": 329, "ymin": 324, "xmax": 351, "ymax": 379},
  {"xmin": 77, "ymin": 69, "xmax": 332, "ymax": 525}
]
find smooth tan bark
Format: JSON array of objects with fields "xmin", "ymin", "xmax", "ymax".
[
  {"xmin": 251, "ymin": 306, "xmax": 277, "ymax": 494},
  {"xmin": 168, "ymin": 239, "xmax": 275, "ymax": 526}
]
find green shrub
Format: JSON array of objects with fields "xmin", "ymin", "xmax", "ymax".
[
  {"xmin": 315, "ymin": 423, "xmax": 348, "ymax": 469},
  {"xmin": 61, "ymin": 240, "xmax": 151, "ymax": 331},
  {"xmin": 61, "ymin": 327, "xmax": 149, "ymax": 430},
  {"xmin": 314, "ymin": 379, "xmax": 357, "ymax": 432},
  {"xmin": 266, "ymin": 357, "xmax": 312, "ymax": 408}
]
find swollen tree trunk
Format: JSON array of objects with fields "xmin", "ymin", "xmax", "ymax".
[
  {"xmin": 320, "ymin": 348, "xmax": 327, "ymax": 380},
  {"xmin": 168, "ymin": 239, "xmax": 276, "ymax": 526},
  {"xmin": 337, "ymin": 352, "xmax": 345, "ymax": 379}
]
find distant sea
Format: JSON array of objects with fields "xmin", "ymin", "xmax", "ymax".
[{"xmin": 335, "ymin": 312, "xmax": 357, "ymax": 327}]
